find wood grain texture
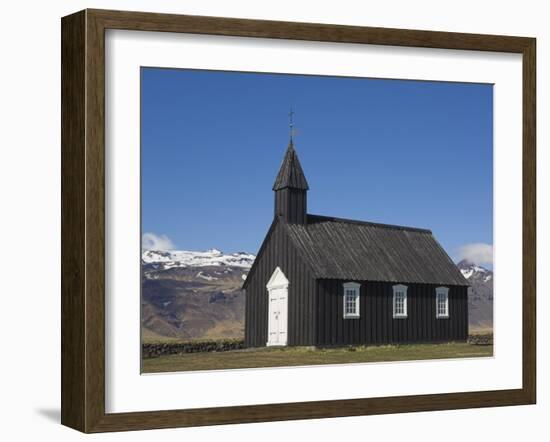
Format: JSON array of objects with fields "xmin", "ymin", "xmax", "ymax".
[
  {"xmin": 61, "ymin": 10, "xmax": 86, "ymax": 431},
  {"xmin": 85, "ymin": 8, "xmax": 107, "ymax": 433},
  {"xmin": 88, "ymin": 8, "xmax": 533, "ymax": 52},
  {"xmin": 522, "ymin": 39, "xmax": 536, "ymax": 403},
  {"xmin": 60, "ymin": 8, "xmax": 537, "ymax": 433}
]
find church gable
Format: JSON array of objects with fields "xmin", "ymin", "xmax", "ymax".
[
  {"xmin": 242, "ymin": 218, "xmax": 280, "ymax": 290},
  {"xmin": 242, "ymin": 217, "xmax": 316, "ymax": 290}
]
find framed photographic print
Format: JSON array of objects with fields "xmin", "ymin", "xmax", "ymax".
[{"xmin": 61, "ymin": 9, "xmax": 536, "ymax": 433}]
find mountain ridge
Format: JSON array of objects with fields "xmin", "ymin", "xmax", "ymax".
[
  {"xmin": 457, "ymin": 259, "xmax": 493, "ymax": 332},
  {"xmin": 142, "ymin": 248, "xmax": 255, "ymax": 271}
]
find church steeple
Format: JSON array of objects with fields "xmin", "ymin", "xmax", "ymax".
[
  {"xmin": 273, "ymin": 139, "xmax": 309, "ymax": 224},
  {"xmin": 272, "ymin": 140, "xmax": 309, "ymax": 192}
]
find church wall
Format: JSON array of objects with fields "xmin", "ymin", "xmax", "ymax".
[
  {"xmin": 244, "ymin": 220, "xmax": 317, "ymax": 347},
  {"xmin": 316, "ymin": 279, "xmax": 469, "ymax": 346}
]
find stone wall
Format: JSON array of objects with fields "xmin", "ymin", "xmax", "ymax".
[
  {"xmin": 144, "ymin": 334, "xmax": 492, "ymax": 359},
  {"xmin": 143, "ymin": 340, "xmax": 245, "ymax": 359},
  {"xmin": 467, "ymin": 333, "xmax": 493, "ymax": 345}
]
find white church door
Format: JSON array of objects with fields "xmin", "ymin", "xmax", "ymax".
[{"xmin": 266, "ymin": 267, "xmax": 289, "ymax": 346}]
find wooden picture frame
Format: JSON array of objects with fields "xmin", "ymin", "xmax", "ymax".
[{"xmin": 61, "ymin": 8, "xmax": 536, "ymax": 433}]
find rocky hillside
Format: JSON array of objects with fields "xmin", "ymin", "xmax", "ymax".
[
  {"xmin": 141, "ymin": 249, "xmax": 254, "ymax": 342},
  {"xmin": 457, "ymin": 259, "xmax": 493, "ymax": 332}
]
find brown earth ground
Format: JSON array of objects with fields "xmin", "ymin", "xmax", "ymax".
[{"xmin": 142, "ymin": 342, "xmax": 493, "ymax": 373}]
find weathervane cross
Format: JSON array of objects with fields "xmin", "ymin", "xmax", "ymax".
[{"xmin": 289, "ymin": 107, "xmax": 295, "ymax": 141}]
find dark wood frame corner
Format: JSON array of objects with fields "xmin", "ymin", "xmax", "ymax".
[{"xmin": 61, "ymin": 8, "xmax": 536, "ymax": 433}]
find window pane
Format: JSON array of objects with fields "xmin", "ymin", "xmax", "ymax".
[
  {"xmin": 345, "ymin": 289, "xmax": 357, "ymax": 315},
  {"xmin": 395, "ymin": 291, "xmax": 404, "ymax": 315},
  {"xmin": 437, "ymin": 292, "xmax": 448, "ymax": 316}
]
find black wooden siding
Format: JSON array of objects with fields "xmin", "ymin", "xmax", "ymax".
[
  {"xmin": 244, "ymin": 220, "xmax": 316, "ymax": 347},
  {"xmin": 316, "ymin": 280, "xmax": 468, "ymax": 346},
  {"xmin": 274, "ymin": 188, "xmax": 307, "ymax": 225}
]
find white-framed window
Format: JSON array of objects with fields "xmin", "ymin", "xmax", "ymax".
[
  {"xmin": 393, "ymin": 284, "xmax": 408, "ymax": 318},
  {"xmin": 343, "ymin": 282, "xmax": 360, "ymax": 318},
  {"xmin": 436, "ymin": 287, "xmax": 449, "ymax": 318}
]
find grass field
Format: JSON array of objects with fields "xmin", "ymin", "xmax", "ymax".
[{"xmin": 142, "ymin": 342, "xmax": 493, "ymax": 373}]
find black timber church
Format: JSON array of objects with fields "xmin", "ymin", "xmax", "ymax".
[{"xmin": 243, "ymin": 137, "xmax": 469, "ymax": 348}]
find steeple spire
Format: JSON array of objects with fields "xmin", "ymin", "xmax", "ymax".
[
  {"xmin": 272, "ymin": 140, "xmax": 309, "ymax": 191},
  {"xmin": 273, "ymin": 109, "xmax": 309, "ymax": 191},
  {"xmin": 273, "ymin": 111, "xmax": 309, "ymax": 224}
]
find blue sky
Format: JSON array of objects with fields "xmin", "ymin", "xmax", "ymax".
[{"xmin": 141, "ymin": 68, "xmax": 493, "ymax": 265}]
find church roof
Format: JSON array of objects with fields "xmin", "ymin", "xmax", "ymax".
[
  {"xmin": 272, "ymin": 141, "xmax": 309, "ymax": 191},
  {"xmin": 284, "ymin": 214, "xmax": 468, "ymax": 286}
]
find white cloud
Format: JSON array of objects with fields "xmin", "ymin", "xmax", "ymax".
[
  {"xmin": 142, "ymin": 233, "xmax": 175, "ymax": 251},
  {"xmin": 458, "ymin": 243, "xmax": 493, "ymax": 266}
]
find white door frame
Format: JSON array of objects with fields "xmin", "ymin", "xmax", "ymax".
[{"xmin": 266, "ymin": 267, "xmax": 289, "ymax": 347}]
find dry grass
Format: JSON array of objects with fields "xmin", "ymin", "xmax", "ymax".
[
  {"xmin": 469, "ymin": 326, "xmax": 494, "ymax": 335},
  {"xmin": 142, "ymin": 342, "xmax": 493, "ymax": 373}
]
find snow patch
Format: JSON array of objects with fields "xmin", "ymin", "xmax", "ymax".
[
  {"xmin": 459, "ymin": 261, "xmax": 492, "ymax": 281},
  {"xmin": 196, "ymin": 271, "xmax": 218, "ymax": 281},
  {"xmin": 142, "ymin": 249, "xmax": 255, "ymax": 270}
]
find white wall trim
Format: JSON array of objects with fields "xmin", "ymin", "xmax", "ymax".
[{"xmin": 266, "ymin": 266, "xmax": 289, "ymax": 290}]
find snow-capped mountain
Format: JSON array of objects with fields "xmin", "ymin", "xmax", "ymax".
[
  {"xmin": 458, "ymin": 259, "xmax": 493, "ymax": 283},
  {"xmin": 141, "ymin": 248, "xmax": 255, "ymax": 342},
  {"xmin": 142, "ymin": 248, "xmax": 255, "ymax": 270},
  {"xmin": 457, "ymin": 259, "xmax": 493, "ymax": 331}
]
